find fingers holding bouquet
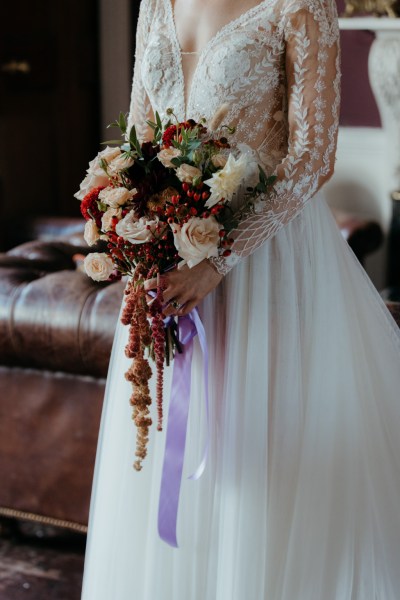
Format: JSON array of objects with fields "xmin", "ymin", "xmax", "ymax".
[{"xmin": 144, "ymin": 259, "xmax": 223, "ymax": 317}]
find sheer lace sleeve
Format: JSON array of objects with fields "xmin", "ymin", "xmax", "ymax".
[
  {"xmin": 209, "ymin": 0, "xmax": 340, "ymax": 275},
  {"xmin": 127, "ymin": 0, "xmax": 155, "ymax": 141}
]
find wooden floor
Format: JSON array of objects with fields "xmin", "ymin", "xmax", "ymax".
[{"xmin": 0, "ymin": 520, "xmax": 85, "ymax": 600}]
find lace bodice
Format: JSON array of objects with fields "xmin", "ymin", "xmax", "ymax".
[{"xmin": 128, "ymin": 0, "xmax": 340, "ymax": 274}]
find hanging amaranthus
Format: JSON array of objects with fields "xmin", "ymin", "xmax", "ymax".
[{"xmin": 123, "ymin": 267, "xmax": 154, "ymax": 471}]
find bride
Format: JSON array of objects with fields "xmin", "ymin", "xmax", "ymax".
[{"xmin": 81, "ymin": 0, "xmax": 400, "ymax": 598}]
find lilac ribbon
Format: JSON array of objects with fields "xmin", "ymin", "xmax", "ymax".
[{"xmin": 158, "ymin": 308, "xmax": 209, "ymax": 548}]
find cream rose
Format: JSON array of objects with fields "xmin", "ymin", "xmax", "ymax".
[
  {"xmin": 108, "ymin": 153, "xmax": 135, "ymax": 177},
  {"xmin": 175, "ymin": 164, "xmax": 202, "ymax": 184},
  {"xmin": 98, "ymin": 186, "xmax": 137, "ymax": 208},
  {"xmin": 171, "ymin": 216, "xmax": 220, "ymax": 269},
  {"xmin": 84, "ymin": 252, "xmax": 115, "ymax": 281},
  {"xmin": 101, "ymin": 207, "xmax": 122, "ymax": 232},
  {"xmin": 116, "ymin": 213, "xmax": 163, "ymax": 244},
  {"xmin": 84, "ymin": 220, "xmax": 100, "ymax": 246},
  {"xmin": 204, "ymin": 153, "xmax": 248, "ymax": 208},
  {"xmin": 74, "ymin": 146, "xmax": 121, "ymax": 200},
  {"xmin": 157, "ymin": 148, "xmax": 181, "ymax": 168}
]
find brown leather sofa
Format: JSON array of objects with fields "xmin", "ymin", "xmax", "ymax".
[
  {"xmin": 0, "ymin": 214, "xmax": 393, "ymax": 534},
  {"xmin": 0, "ymin": 227, "xmax": 124, "ymax": 532}
]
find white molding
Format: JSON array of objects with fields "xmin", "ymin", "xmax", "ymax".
[
  {"xmin": 325, "ymin": 127, "xmax": 391, "ymax": 226},
  {"xmin": 325, "ymin": 127, "xmax": 391, "ymax": 289},
  {"xmin": 339, "ymin": 17, "xmax": 400, "ymax": 30}
]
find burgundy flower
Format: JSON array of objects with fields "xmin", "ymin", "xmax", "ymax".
[
  {"xmin": 162, "ymin": 125, "xmax": 177, "ymax": 148},
  {"xmin": 80, "ymin": 186, "xmax": 105, "ymax": 226}
]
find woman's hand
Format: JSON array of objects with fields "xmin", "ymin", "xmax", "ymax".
[{"xmin": 144, "ymin": 260, "xmax": 223, "ymax": 317}]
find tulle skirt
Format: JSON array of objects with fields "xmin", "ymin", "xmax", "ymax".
[{"xmin": 81, "ymin": 194, "xmax": 400, "ymax": 600}]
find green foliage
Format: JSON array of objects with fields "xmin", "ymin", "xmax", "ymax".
[
  {"xmin": 107, "ymin": 111, "xmax": 128, "ymax": 135},
  {"xmin": 146, "ymin": 111, "xmax": 164, "ymax": 144},
  {"xmin": 129, "ymin": 125, "xmax": 143, "ymax": 158}
]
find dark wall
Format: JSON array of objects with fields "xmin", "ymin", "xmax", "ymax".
[
  {"xmin": 0, "ymin": 0, "xmax": 101, "ymax": 248},
  {"xmin": 336, "ymin": 0, "xmax": 381, "ymax": 127}
]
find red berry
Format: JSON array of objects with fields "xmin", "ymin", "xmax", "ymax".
[{"xmin": 193, "ymin": 193, "xmax": 201, "ymax": 201}]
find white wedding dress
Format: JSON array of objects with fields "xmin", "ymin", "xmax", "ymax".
[{"xmin": 81, "ymin": 0, "xmax": 400, "ymax": 598}]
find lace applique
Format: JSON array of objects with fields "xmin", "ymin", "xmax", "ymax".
[{"xmin": 129, "ymin": 0, "xmax": 340, "ymax": 275}]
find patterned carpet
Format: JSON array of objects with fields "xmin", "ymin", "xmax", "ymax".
[{"xmin": 0, "ymin": 520, "xmax": 85, "ymax": 600}]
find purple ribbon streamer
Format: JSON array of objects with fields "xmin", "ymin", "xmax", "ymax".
[{"xmin": 158, "ymin": 308, "xmax": 209, "ymax": 548}]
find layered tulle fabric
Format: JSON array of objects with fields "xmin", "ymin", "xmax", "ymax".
[{"xmin": 81, "ymin": 194, "xmax": 400, "ymax": 600}]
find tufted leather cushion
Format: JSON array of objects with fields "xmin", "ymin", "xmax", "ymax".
[{"xmin": 0, "ymin": 268, "xmax": 124, "ymax": 378}]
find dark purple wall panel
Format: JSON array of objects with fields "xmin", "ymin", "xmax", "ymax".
[{"xmin": 336, "ymin": 0, "xmax": 382, "ymax": 127}]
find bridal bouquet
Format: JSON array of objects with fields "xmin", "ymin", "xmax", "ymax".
[{"xmin": 75, "ymin": 107, "xmax": 275, "ymax": 471}]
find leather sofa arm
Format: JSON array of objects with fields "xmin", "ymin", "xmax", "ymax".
[
  {"xmin": 0, "ymin": 265, "xmax": 125, "ymax": 378},
  {"xmin": 5, "ymin": 237, "xmax": 106, "ymax": 272}
]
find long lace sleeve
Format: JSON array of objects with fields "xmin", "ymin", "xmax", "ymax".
[
  {"xmin": 210, "ymin": 0, "xmax": 340, "ymax": 275},
  {"xmin": 127, "ymin": 0, "xmax": 155, "ymax": 141}
]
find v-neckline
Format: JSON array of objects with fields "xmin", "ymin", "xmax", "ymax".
[{"xmin": 164, "ymin": 0, "xmax": 271, "ymax": 118}]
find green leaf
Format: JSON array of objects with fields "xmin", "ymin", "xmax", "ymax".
[
  {"xmin": 100, "ymin": 139, "xmax": 125, "ymax": 145},
  {"xmin": 97, "ymin": 201, "xmax": 108, "ymax": 212},
  {"xmin": 106, "ymin": 111, "xmax": 128, "ymax": 135},
  {"xmin": 129, "ymin": 125, "xmax": 143, "ymax": 157}
]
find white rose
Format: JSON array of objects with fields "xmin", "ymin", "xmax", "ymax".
[
  {"xmin": 157, "ymin": 147, "xmax": 182, "ymax": 168},
  {"xmin": 176, "ymin": 164, "xmax": 202, "ymax": 184},
  {"xmin": 204, "ymin": 153, "xmax": 248, "ymax": 208},
  {"xmin": 93, "ymin": 146, "xmax": 121, "ymax": 166},
  {"xmin": 74, "ymin": 172, "xmax": 109, "ymax": 201},
  {"xmin": 101, "ymin": 207, "xmax": 122, "ymax": 232},
  {"xmin": 171, "ymin": 216, "xmax": 220, "ymax": 269},
  {"xmin": 108, "ymin": 153, "xmax": 134, "ymax": 177},
  {"xmin": 116, "ymin": 213, "xmax": 163, "ymax": 244},
  {"xmin": 74, "ymin": 146, "xmax": 121, "ymax": 200},
  {"xmin": 84, "ymin": 220, "xmax": 100, "ymax": 246},
  {"xmin": 98, "ymin": 186, "xmax": 137, "ymax": 208},
  {"xmin": 84, "ymin": 252, "xmax": 115, "ymax": 281},
  {"xmin": 211, "ymin": 154, "xmax": 228, "ymax": 168}
]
